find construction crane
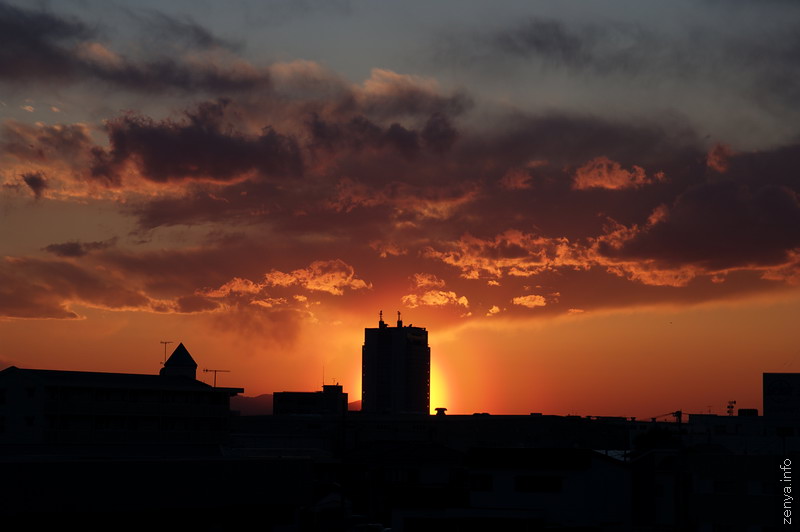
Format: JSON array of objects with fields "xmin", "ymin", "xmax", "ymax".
[{"xmin": 203, "ymin": 368, "xmax": 230, "ymax": 387}]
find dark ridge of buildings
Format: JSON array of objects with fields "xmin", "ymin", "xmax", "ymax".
[
  {"xmin": 763, "ymin": 372, "xmax": 800, "ymax": 418},
  {"xmin": 361, "ymin": 312, "xmax": 430, "ymax": 415},
  {"xmin": 3, "ymin": 320, "xmax": 800, "ymax": 530},
  {"xmin": 0, "ymin": 343, "xmax": 242, "ymax": 447},
  {"xmin": 274, "ymin": 384, "xmax": 348, "ymax": 416}
]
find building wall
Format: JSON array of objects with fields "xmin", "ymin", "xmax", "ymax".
[
  {"xmin": 764, "ymin": 373, "xmax": 800, "ymax": 418},
  {"xmin": 274, "ymin": 385, "xmax": 348, "ymax": 416},
  {"xmin": 0, "ymin": 374, "xmax": 237, "ymax": 445},
  {"xmin": 362, "ymin": 323, "xmax": 430, "ymax": 415}
]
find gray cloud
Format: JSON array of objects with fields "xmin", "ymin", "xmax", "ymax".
[
  {"xmin": 0, "ymin": 2, "xmax": 272, "ymax": 93},
  {"xmin": 0, "ymin": 257, "xmax": 150, "ymax": 319},
  {"xmin": 435, "ymin": 12, "xmax": 800, "ymax": 125},
  {"xmin": 43, "ymin": 239, "xmax": 115, "ymax": 258},
  {"xmin": 0, "ymin": 1, "xmax": 91, "ymax": 82},
  {"xmin": 22, "ymin": 171, "xmax": 47, "ymax": 198},
  {"xmin": 129, "ymin": 10, "xmax": 240, "ymax": 52},
  {"xmin": 91, "ymin": 99, "xmax": 302, "ymax": 183}
]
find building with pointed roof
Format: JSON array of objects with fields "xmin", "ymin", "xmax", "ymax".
[
  {"xmin": 0, "ymin": 343, "xmax": 243, "ymax": 446},
  {"xmin": 160, "ymin": 342, "xmax": 198, "ymax": 380}
]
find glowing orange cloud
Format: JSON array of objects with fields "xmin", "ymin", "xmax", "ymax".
[
  {"xmin": 512, "ymin": 294, "xmax": 547, "ymax": 308},
  {"xmin": 707, "ymin": 143, "xmax": 735, "ymax": 173},
  {"xmin": 401, "ymin": 290, "xmax": 469, "ymax": 308},
  {"xmin": 573, "ymin": 156, "xmax": 664, "ymax": 190}
]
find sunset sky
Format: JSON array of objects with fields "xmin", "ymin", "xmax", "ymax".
[{"xmin": 2, "ymin": 0, "xmax": 800, "ymax": 418}]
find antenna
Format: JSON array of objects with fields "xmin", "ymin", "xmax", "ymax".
[
  {"xmin": 203, "ymin": 368, "xmax": 230, "ymax": 387},
  {"xmin": 160, "ymin": 341, "xmax": 173, "ymax": 364}
]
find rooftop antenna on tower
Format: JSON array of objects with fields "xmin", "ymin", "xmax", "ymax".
[
  {"xmin": 203, "ymin": 368, "xmax": 230, "ymax": 387},
  {"xmin": 159, "ymin": 341, "xmax": 173, "ymax": 364}
]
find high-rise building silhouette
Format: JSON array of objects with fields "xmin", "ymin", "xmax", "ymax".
[{"xmin": 361, "ymin": 312, "xmax": 430, "ymax": 415}]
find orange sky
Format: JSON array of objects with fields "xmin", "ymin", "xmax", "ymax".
[
  {"xmin": 2, "ymin": 289, "xmax": 798, "ymax": 418},
  {"xmin": 2, "ymin": 1, "xmax": 800, "ymax": 419}
]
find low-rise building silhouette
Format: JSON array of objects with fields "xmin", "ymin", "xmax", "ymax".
[
  {"xmin": 274, "ymin": 384, "xmax": 348, "ymax": 416},
  {"xmin": 0, "ymin": 343, "xmax": 242, "ymax": 445}
]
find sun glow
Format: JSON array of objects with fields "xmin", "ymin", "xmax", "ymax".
[{"xmin": 430, "ymin": 360, "xmax": 449, "ymax": 414}]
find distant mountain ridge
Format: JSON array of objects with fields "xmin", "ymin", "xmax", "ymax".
[
  {"xmin": 231, "ymin": 393, "xmax": 273, "ymax": 415},
  {"xmin": 231, "ymin": 394, "xmax": 361, "ymax": 415}
]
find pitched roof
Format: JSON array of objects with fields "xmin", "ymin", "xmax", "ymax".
[{"xmin": 164, "ymin": 342, "xmax": 197, "ymax": 369}]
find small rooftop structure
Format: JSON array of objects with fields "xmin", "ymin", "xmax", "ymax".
[{"xmin": 160, "ymin": 342, "xmax": 198, "ymax": 379}]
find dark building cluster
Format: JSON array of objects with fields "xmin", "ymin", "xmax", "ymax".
[{"xmin": 1, "ymin": 318, "xmax": 798, "ymax": 530}]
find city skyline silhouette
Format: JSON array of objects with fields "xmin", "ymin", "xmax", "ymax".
[
  {"xmin": 3, "ymin": 1, "xmax": 799, "ymax": 527},
  {"xmin": 1, "ymin": 322, "xmax": 797, "ymax": 529}
]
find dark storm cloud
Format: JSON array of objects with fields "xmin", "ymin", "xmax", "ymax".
[
  {"xmin": 308, "ymin": 113, "xmax": 402, "ymax": 153},
  {"xmin": 0, "ymin": 2, "xmax": 271, "ymax": 93},
  {"xmin": 0, "ymin": 1, "xmax": 91, "ymax": 81},
  {"xmin": 354, "ymin": 81, "xmax": 472, "ymax": 122},
  {"xmin": 436, "ymin": 16, "xmax": 666, "ymax": 76},
  {"xmin": 123, "ymin": 103, "xmax": 464, "ymax": 229},
  {"xmin": 0, "ymin": 257, "xmax": 151, "ymax": 319},
  {"xmin": 175, "ymin": 294, "xmax": 220, "ymax": 313},
  {"xmin": 91, "ymin": 99, "xmax": 302, "ymax": 183},
  {"xmin": 21, "ymin": 171, "xmax": 47, "ymax": 198},
  {"xmin": 0, "ymin": 245, "xmax": 278, "ymax": 319},
  {"xmin": 595, "ymin": 141, "xmax": 800, "ymax": 274},
  {"xmin": 83, "ymin": 56, "xmax": 271, "ymax": 94},
  {"xmin": 125, "ymin": 107, "xmax": 699, "ymax": 239},
  {"xmin": 240, "ymin": 0, "xmax": 352, "ymax": 28},
  {"xmin": 78, "ymin": 242, "xmax": 359, "ymax": 342},
  {"xmin": 131, "ymin": 179, "xmax": 298, "ymax": 229},
  {"xmin": 723, "ymin": 141, "xmax": 800, "ymax": 191},
  {"xmin": 421, "ymin": 113, "xmax": 459, "ymax": 153},
  {"xmin": 1, "ymin": 120, "xmax": 94, "ymax": 164},
  {"xmin": 437, "ymin": 13, "xmax": 800, "ymax": 109},
  {"xmin": 43, "ymin": 239, "xmax": 115, "ymax": 258},
  {"xmin": 131, "ymin": 10, "xmax": 239, "ymax": 51},
  {"xmin": 308, "ymin": 112, "xmax": 458, "ymax": 159},
  {"xmin": 468, "ymin": 112, "xmax": 698, "ymax": 169},
  {"xmin": 493, "ymin": 18, "xmax": 591, "ymax": 67},
  {"xmin": 606, "ymin": 182, "xmax": 800, "ymax": 271},
  {"xmin": 95, "ymin": 241, "xmax": 284, "ymax": 299}
]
